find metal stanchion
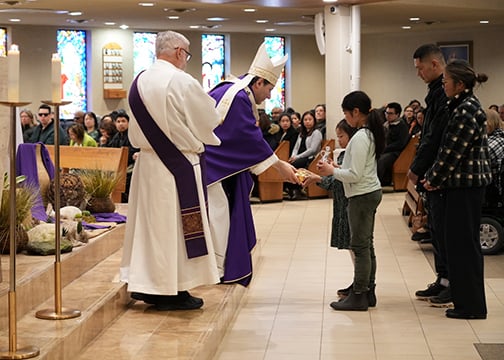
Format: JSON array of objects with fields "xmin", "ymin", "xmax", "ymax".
[
  {"xmin": 0, "ymin": 101, "xmax": 39, "ymax": 359},
  {"xmin": 35, "ymin": 101, "xmax": 80, "ymax": 321}
]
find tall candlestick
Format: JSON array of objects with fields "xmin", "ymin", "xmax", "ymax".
[
  {"xmin": 7, "ymin": 44, "xmax": 20, "ymax": 102},
  {"xmin": 51, "ymin": 53, "xmax": 61, "ymax": 103}
]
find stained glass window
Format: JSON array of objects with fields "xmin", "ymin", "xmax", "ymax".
[
  {"xmin": 201, "ymin": 34, "xmax": 225, "ymax": 91},
  {"xmin": 264, "ymin": 36, "xmax": 286, "ymax": 115},
  {"xmin": 133, "ymin": 32, "xmax": 156, "ymax": 77},
  {"xmin": 57, "ymin": 29, "xmax": 87, "ymax": 119},
  {"xmin": 0, "ymin": 28, "xmax": 7, "ymax": 57}
]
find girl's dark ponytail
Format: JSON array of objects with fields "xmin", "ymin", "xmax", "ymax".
[{"xmin": 366, "ymin": 109, "xmax": 386, "ymax": 159}]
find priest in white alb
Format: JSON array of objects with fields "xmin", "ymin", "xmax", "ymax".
[{"xmin": 120, "ymin": 30, "xmax": 221, "ymax": 311}]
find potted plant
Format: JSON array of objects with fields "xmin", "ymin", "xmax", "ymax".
[
  {"xmin": 0, "ymin": 174, "xmax": 38, "ymax": 254},
  {"xmin": 79, "ymin": 169, "xmax": 123, "ymax": 213}
]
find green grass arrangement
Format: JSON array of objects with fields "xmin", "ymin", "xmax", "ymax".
[
  {"xmin": 79, "ymin": 169, "xmax": 123, "ymax": 199},
  {"xmin": 0, "ymin": 174, "xmax": 38, "ymax": 228},
  {"xmin": 0, "ymin": 174, "xmax": 39, "ymax": 253}
]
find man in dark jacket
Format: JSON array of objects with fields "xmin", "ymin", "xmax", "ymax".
[
  {"xmin": 28, "ymin": 104, "xmax": 68, "ymax": 145},
  {"xmin": 408, "ymin": 44, "xmax": 451, "ymax": 307},
  {"xmin": 378, "ymin": 102, "xmax": 410, "ymax": 186}
]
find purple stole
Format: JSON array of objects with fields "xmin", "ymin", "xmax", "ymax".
[
  {"xmin": 16, "ymin": 143, "xmax": 55, "ymax": 222},
  {"xmin": 129, "ymin": 73, "xmax": 208, "ymax": 259}
]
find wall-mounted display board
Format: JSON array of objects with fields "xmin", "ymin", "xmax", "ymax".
[{"xmin": 103, "ymin": 42, "xmax": 126, "ymax": 99}]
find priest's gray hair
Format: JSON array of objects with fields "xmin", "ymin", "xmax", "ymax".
[{"xmin": 156, "ymin": 30, "xmax": 190, "ymax": 57}]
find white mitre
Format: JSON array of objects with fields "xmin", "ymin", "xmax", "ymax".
[{"xmin": 248, "ymin": 42, "xmax": 288, "ymax": 84}]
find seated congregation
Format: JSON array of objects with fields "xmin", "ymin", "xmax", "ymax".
[{"xmin": 255, "ymin": 98, "xmax": 426, "ymax": 201}]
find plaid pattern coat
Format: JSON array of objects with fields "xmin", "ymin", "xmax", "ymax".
[{"xmin": 425, "ymin": 90, "xmax": 492, "ymax": 188}]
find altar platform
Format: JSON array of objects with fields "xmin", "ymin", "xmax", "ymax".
[{"xmin": 0, "ymin": 204, "xmax": 250, "ymax": 359}]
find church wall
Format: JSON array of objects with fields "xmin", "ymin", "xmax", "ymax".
[
  {"xmin": 4, "ymin": 25, "xmax": 326, "ymax": 119},
  {"xmin": 3, "ymin": 24, "xmax": 504, "ymax": 122},
  {"xmin": 361, "ymin": 26, "xmax": 504, "ymax": 110}
]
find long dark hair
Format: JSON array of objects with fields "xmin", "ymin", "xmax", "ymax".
[
  {"xmin": 84, "ymin": 111, "xmax": 98, "ymax": 131},
  {"xmin": 299, "ymin": 109, "xmax": 316, "ymax": 138},
  {"xmin": 341, "ymin": 90, "xmax": 385, "ymax": 159}
]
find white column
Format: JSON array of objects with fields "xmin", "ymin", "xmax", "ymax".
[
  {"xmin": 324, "ymin": 4, "xmax": 361, "ymax": 142},
  {"xmin": 350, "ymin": 5, "xmax": 361, "ymax": 91}
]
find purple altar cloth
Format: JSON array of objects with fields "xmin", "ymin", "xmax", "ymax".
[{"xmin": 16, "ymin": 143, "xmax": 55, "ymax": 222}]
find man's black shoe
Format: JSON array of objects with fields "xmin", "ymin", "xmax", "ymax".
[
  {"xmin": 415, "ymin": 281, "xmax": 445, "ymax": 300},
  {"xmin": 428, "ymin": 287, "xmax": 453, "ymax": 308},
  {"xmin": 446, "ymin": 309, "xmax": 486, "ymax": 320}
]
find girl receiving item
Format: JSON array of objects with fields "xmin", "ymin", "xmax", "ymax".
[
  {"xmin": 304, "ymin": 91, "xmax": 385, "ymax": 311},
  {"xmin": 304, "ymin": 119, "xmax": 356, "ymax": 296}
]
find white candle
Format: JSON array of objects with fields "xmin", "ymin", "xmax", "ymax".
[
  {"xmin": 7, "ymin": 44, "xmax": 20, "ymax": 102},
  {"xmin": 51, "ymin": 53, "xmax": 61, "ymax": 103}
]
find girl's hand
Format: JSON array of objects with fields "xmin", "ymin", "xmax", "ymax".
[
  {"xmin": 299, "ymin": 169, "xmax": 321, "ymax": 188},
  {"xmin": 316, "ymin": 160, "xmax": 335, "ymax": 176}
]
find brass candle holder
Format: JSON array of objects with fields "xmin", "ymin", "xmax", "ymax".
[
  {"xmin": 35, "ymin": 100, "xmax": 81, "ymax": 321},
  {"xmin": 0, "ymin": 101, "xmax": 39, "ymax": 359}
]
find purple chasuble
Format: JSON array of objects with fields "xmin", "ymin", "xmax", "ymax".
[
  {"xmin": 129, "ymin": 73, "xmax": 208, "ymax": 259},
  {"xmin": 205, "ymin": 81, "xmax": 274, "ymax": 286},
  {"xmin": 16, "ymin": 143, "xmax": 55, "ymax": 222}
]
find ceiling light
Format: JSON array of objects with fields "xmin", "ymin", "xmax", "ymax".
[
  {"xmin": 104, "ymin": 22, "xmax": 116, "ymax": 26},
  {"xmin": 67, "ymin": 18, "xmax": 92, "ymax": 24},
  {"xmin": 167, "ymin": 16, "xmax": 179, "ymax": 20},
  {"xmin": 265, "ymin": 28, "xmax": 276, "ymax": 32},
  {"xmin": 480, "ymin": 20, "xmax": 489, "ymax": 24},
  {"xmin": 119, "ymin": 24, "xmax": 129, "ymax": 30},
  {"xmin": 69, "ymin": 11, "xmax": 82, "ymax": 16},
  {"xmin": 206, "ymin": 17, "xmax": 227, "ymax": 21},
  {"xmin": 243, "ymin": 8, "xmax": 256, "ymax": 12},
  {"xmin": 138, "ymin": 2, "xmax": 154, "ymax": 6},
  {"xmin": 0, "ymin": 9, "xmax": 68, "ymax": 14},
  {"xmin": 202, "ymin": 24, "xmax": 221, "ymax": 29},
  {"xmin": 323, "ymin": 0, "xmax": 338, "ymax": 3},
  {"xmin": 164, "ymin": 8, "xmax": 196, "ymax": 13},
  {"xmin": 189, "ymin": 25, "xmax": 200, "ymax": 29},
  {"xmin": 402, "ymin": 26, "xmax": 411, "ymax": 30},
  {"xmin": 409, "ymin": 17, "xmax": 420, "ymax": 21},
  {"xmin": 256, "ymin": 19, "xmax": 268, "ymax": 24},
  {"xmin": 9, "ymin": 18, "xmax": 20, "ymax": 22}
]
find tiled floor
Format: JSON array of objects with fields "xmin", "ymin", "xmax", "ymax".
[{"xmin": 215, "ymin": 192, "xmax": 504, "ymax": 360}]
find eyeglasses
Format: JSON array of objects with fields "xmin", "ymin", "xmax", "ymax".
[
  {"xmin": 38, "ymin": 113, "xmax": 50, "ymax": 117},
  {"xmin": 174, "ymin": 47, "xmax": 192, "ymax": 61},
  {"xmin": 384, "ymin": 111, "xmax": 396, "ymax": 116}
]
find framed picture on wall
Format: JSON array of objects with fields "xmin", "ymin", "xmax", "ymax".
[{"xmin": 437, "ymin": 41, "xmax": 473, "ymax": 65}]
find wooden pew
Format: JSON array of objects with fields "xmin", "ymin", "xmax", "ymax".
[
  {"xmin": 392, "ymin": 135, "xmax": 419, "ymax": 191},
  {"xmin": 402, "ymin": 180, "xmax": 426, "ymax": 233},
  {"xmin": 257, "ymin": 141, "xmax": 290, "ymax": 202},
  {"xmin": 306, "ymin": 139, "xmax": 335, "ymax": 199},
  {"xmin": 45, "ymin": 145, "xmax": 129, "ymax": 203}
]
